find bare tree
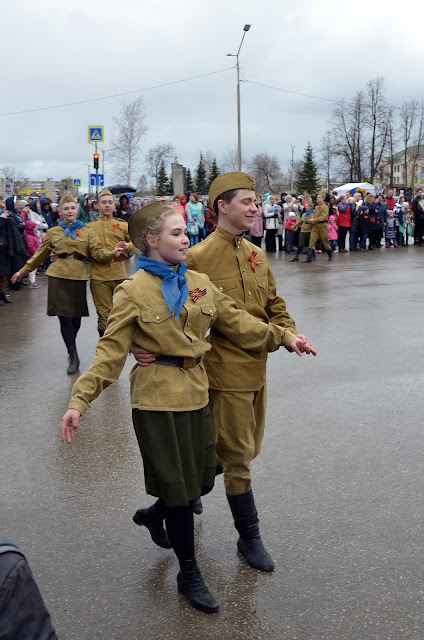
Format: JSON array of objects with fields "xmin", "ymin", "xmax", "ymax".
[
  {"xmin": 399, "ymin": 99, "xmax": 418, "ymax": 188},
  {"xmin": 145, "ymin": 143, "xmax": 175, "ymax": 195},
  {"xmin": 220, "ymin": 147, "xmax": 239, "ymax": 173},
  {"xmin": 248, "ymin": 153, "xmax": 283, "ymax": 193},
  {"xmin": 320, "ymin": 132, "xmax": 336, "ymax": 191},
  {"xmin": 111, "ymin": 97, "xmax": 148, "ymax": 184},
  {"xmin": 1, "ymin": 165, "xmax": 30, "ymax": 192},
  {"xmin": 364, "ymin": 77, "xmax": 390, "ymax": 181},
  {"xmin": 409, "ymin": 101, "xmax": 424, "ymax": 190},
  {"xmin": 329, "ymin": 90, "xmax": 366, "ymax": 182},
  {"xmin": 381, "ymin": 108, "xmax": 397, "ymax": 189}
]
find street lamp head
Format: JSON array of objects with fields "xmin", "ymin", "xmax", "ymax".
[{"xmin": 243, "ymin": 24, "xmax": 251, "ymax": 31}]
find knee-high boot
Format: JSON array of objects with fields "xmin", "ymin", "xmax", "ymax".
[
  {"xmin": 302, "ymin": 248, "xmax": 314, "ymax": 263},
  {"xmin": 227, "ymin": 490, "xmax": 274, "ymax": 572}
]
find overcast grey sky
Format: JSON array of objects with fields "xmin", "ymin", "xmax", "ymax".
[{"xmin": 2, "ymin": 0, "xmax": 423, "ymax": 190}]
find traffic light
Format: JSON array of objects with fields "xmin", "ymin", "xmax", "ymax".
[{"xmin": 93, "ymin": 153, "xmax": 99, "ymax": 170}]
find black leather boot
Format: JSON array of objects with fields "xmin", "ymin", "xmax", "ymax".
[
  {"xmin": 67, "ymin": 348, "xmax": 80, "ymax": 375},
  {"xmin": 302, "ymin": 248, "xmax": 314, "ymax": 263},
  {"xmin": 0, "ymin": 293, "xmax": 12, "ymax": 303},
  {"xmin": 327, "ymin": 249, "xmax": 333, "ymax": 261},
  {"xmin": 133, "ymin": 504, "xmax": 172, "ymax": 549},
  {"xmin": 290, "ymin": 247, "xmax": 301, "ymax": 262},
  {"xmin": 278, "ymin": 235, "xmax": 284, "ymax": 251},
  {"xmin": 227, "ymin": 490, "xmax": 274, "ymax": 572},
  {"xmin": 177, "ymin": 558, "xmax": 219, "ymax": 613},
  {"xmin": 190, "ymin": 498, "xmax": 203, "ymax": 515}
]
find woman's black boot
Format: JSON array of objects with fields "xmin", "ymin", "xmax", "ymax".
[
  {"xmin": 327, "ymin": 249, "xmax": 333, "ymax": 261},
  {"xmin": 133, "ymin": 504, "xmax": 172, "ymax": 549},
  {"xmin": 302, "ymin": 248, "xmax": 314, "ymax": 263},
  {"xmin": 177, "ymin": 559, "xmax": 219, "ymax": 613},
  {"xmin": 67, "ymin": 348, "xmax": 80, "ymax": 375},
  {"xmin": 290, "ymin": 247, "xmax": 301, "ymax": 262},
  {"xmin": 0, "ymin": 293, "xmax": 12, "ymax": 303},
  {"xmin": 227, "ymin": 490, "xmax": 274, "ymax": 572},
  {"xmin": 190, "ymin": 497, "xmax": 203, "ymax": 515}
]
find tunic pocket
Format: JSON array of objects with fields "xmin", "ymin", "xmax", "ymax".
[
  {"xmin": 255, "ymin": 275, "xmax": 268, "ymax": 289},
  {"xmin": 212, "ymin": 277, "xmax": 236, "ymax": 293},
  {"xmin": 200, "ymin": 302, "xmax": 217, "ymax": 317},
  {"xmin": 141, "ymin": 305, "xmax": 172, "ymax": 324}
]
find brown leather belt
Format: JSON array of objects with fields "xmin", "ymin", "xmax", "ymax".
[
  {"xmin": 58, "ymin": 253, "xmax": 85, "ymax": 261},
  {"xmin": 155, "ymin": 355, "xmax": 201, "ymax": 369}
]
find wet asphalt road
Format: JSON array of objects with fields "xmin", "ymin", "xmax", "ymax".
[{"xmin": 2, "ymin": 246, "xmax": 424, "ymax": 640}]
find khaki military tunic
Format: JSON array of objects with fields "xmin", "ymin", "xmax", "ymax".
[
  {"xmin": 86, "ymin": 215, "xmax": 138, "ymax": 331},
  {"xmin": 308, "ymin": 202, "xmax": 330, "ymax": 250},
  {"xmin": 186, "ymin": 226, "xmax": 299, "ymax": 495},
  {"xmin": 18, "ymin": 225, "xmax": 115, "ymax": 279},
  {"xmin": 186, "ymin": 226, "xmax": 298, "ymax": 392},
  {"xmin": 68, "ymin": 269, "xmax": 296, "ymax": 415}
]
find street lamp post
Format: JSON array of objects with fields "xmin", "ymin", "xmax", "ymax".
[
  {"xmin": 227, "ymin": 24, "xmax": 251, "ymax": 171},
  {"xmin": 82, "ymin": 163, "xmax": 91, "ymax": 195}
]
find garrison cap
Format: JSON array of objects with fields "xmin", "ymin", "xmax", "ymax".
[
  {"xmin": 209, "ymin": 171, "xmax": 255, "ymax": 209},
  {"xmin": 59, "ymin": 194, "xmax": 76, "ymax": 205},
  {"xmin": 98, "ymin": 189, "xmax": 114, "ymax": 200},
  {"xmin": 128, "ymin": 199, "xmax": 175, "ymax": 249}
]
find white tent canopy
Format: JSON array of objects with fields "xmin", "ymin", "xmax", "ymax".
[{"xmin": 333, "ymin": 182, "xmax": 376, "ymax": 197}]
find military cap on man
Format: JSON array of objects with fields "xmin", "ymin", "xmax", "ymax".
[
  {"xmin": 98, "ymin": 189, "xmax": 114, "ymax": 200},
  {"xmin": 209, "ymin": 171, "xmax": 255, "ymax": 209},
  {"xmin": 128, "ymin": 199, "xmax": 174, "ymax": 249}
]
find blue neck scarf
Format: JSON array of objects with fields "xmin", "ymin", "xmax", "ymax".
[
  {"xmin": 59, "ymin": 219, "xmax": 85, "ymax": 239},
  {"xmin": 135, "ymin": 255, "xmax": 188, "ymax": 319}
]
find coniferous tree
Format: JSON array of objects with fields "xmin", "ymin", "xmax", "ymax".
[
  {"xmin": 208, "ymin": 158, "xmax": 220, "ymax": 189},
  {"xmin": 186, "ymin": 167, "xmax": 194, "ymax": 192},
  {"xmin": 195, "ymin": 153, "xmax": 207, "ymax": 194},
  {"xmin": 296, "ymin": 143, "xmax": 321, "ymax": 199},
  {"xmin": 156, "ymin": 160, "xmax": 168, "ymax": 196}
]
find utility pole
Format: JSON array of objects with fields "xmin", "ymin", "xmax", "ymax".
[
  {"xmin": 227, "ymin": 24, "xmax": 251, "ymax": 171},
  {"xmin": 290, "ymin": 145, "xmax": 295, "ymax": 193}
]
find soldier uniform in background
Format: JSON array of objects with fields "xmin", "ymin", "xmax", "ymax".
[
  {"xmin": 87, "ymin": 189, "xmax": 138, "ymax": 336},
  {"xmin": 306, "ymin": 198, "xmax": 333, "ymax": 262}
]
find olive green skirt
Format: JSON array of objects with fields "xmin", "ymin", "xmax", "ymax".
[
  {"xmin": 132, "ymin": 406, "xmax": 216, "ymax": 508},
  {"xmin": 298, "ymin": 231, "xmax": 311, "ymax": 247},
  {"xmin": 47, "ymin": 276, "xmax": 89, "ymax": 318}
]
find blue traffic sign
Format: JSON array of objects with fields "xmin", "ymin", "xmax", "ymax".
[
  {"xmin": 88, "ymin": 126, "xmax": 104, "ymax": 142},
  {"xmin": 72, "ymin": 179, "xmax": 81, "ymax": 187},
  {"xmin": 90, "ymin": 174, "xmax": 104, "ymax": 187}
]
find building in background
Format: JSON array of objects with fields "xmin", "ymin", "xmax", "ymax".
[{"xmin": 0, "ymin": 177, "xmax": 78, "ymax": 201}]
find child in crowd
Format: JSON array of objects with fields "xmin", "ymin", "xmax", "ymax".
[
  {"xmin": 187, "ymin": 214, "xmax": 203, "ymax": 247},
  {"xmin": 284, "ymin": 212, "xmax": 297, "ymax": 253},
  {"xmin": 359, "ymin": 204, "xmax": 370, "ymax": 251},
  {"xmin": 327, "ymin": 210, "xmax": 338, "ymax": 252},
  {"xmin": 23, "ymin": 220, "xmax": 41, "ymax": 288},
  {"xmin": 400, "ymin": 202, "xmax": 413, "ymax": 245},
  {"xmin": 385, "ymin": 210, "xmax": 397, "ymax": 247}
]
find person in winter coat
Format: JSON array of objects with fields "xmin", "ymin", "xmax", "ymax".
[
  {"xmin": 116, "ymin": 195, "xmax": 130, "ymax": 222},
  {"xmin": 204, "ymin": 203, "xmax": 218, "ymax": 235},
  {"xmin": 250, "ymin": 194, "xmax": 263, "ymax": 247},
  {"xmin": 263, "ymin": 195, "xmax": 280, "ymax": 252},
  {"xmin": 285, "ymin": 212, "xmax": 297, "ymax": 253},
  {"xmin": 412, "ymin": 188, "xmax": 424, "ymax": 245},
  {"xmin": 0, "ymin": 205, "xmax": 28, "ymax": 303},
  {"xmin": 40, "ymin": 198, "xmax": 53, "ymax": 228},
  {"xmin": 5, "ymin": 196, "xmax": 25, "ymax": 236},
  {"xmin": 185, "ymin": 193, "xmax": 205, "ymax": 243},
  {"xmin": 337, "ymin": 196, "xmax": 350, "ymax": 252},
  {"xmin": 77, "ymin": 196, "xmax": 90, "ymax": 224},
  {"xmin": 171, "ymin": 196, "xmax": 187, "ymax": 223},
  {"xmin": 28, "ymin": 199, "xmax": 49, "ymax": 243},
  {"xmin": 359, "ymin": 205, "xmax": 370, "ymax": 251},
  {"xmin": 24, "ymin": 220, "xmax": 41, "ymax": 288},
  {"xmin": 327, "ymin": 212, "xmax": 338, "ymax": 252}
]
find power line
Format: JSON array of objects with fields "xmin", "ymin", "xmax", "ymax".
[
  {"xmin": 245, "ymin": 79, "xmax": 340, "ymax": 103},
  {"xmin": 0, "ymin": 67, "xmax": 235, "ymax": 117}
]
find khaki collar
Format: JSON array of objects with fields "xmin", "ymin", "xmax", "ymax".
[{"xmin": 215, "ymin": 225, "xmax": 245, "ymax": 249}]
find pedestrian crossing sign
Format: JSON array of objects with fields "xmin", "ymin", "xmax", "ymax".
[
  {"xmin": 72, "ymin": 179, "xmax": 81, "ymax": 187},
  {"xmin": 88, "ymin": 126, "xmax": 104, "ymax": 142}
]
